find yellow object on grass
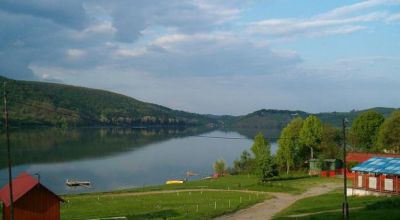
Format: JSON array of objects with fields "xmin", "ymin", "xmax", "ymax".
[{"xmin": 166, "ymin": 180, "xmax": 184, "ymax": 184}]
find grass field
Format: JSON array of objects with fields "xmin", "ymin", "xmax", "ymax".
[
  {"xmin": 0, "ymin": 174, "xmax": 341, "ymax": 220},
  {"xmin": 61, "ymin": 190, "xmax": 267, "ymax": 220},
  {"xmin": 114, "ymin": 174, "xmax": 342, "ymax": 195},
  {"xmin": 273, "ymin": 190, "xmax": 400, "ymax": 220}
]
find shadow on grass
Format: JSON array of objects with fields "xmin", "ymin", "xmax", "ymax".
[
  {"xmin": 266, "ymin": 175, "xmax": 313, "ymax": 182},
  {"xmin": 366, "ymin": 196, "xmax": 400, "ymax": 209},
  {"xmin": 126, "ymin": 209, "xmax": 180, "ymax": 219}
]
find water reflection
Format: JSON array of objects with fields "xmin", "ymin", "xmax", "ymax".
[
  {"xmin": 0, "ymin": 128, "xmax": 277, "ymax": 194},
  {"xmin": 0, "ymin": 127, "xmax": 210, "ymax": 168}
]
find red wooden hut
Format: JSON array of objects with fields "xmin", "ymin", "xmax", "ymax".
[{"xmin": 0, "ymin": 172, "xmax": 64, "ymax": 220}]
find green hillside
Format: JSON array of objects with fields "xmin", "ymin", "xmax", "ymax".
[
  {"xmin": 0, "ymin": 75, "xmax": 397, "ymax": 132},
  {"xmin": 0, "ymin": 76, "xmax": 215, "ymax": 127},
  {"xmin": 228, "ymin": 108, "xmax": 398, "ymax": 138},
  {"xmin": 316, "ymin": 107, "xmax": 397, "ymax": 127}
]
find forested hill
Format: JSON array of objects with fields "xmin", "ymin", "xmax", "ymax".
[
  {"xmin": 0, "ymin": 76, "xmax": 215, "ymax": 127},
  {"xmin": 0, "ymin": 75, "xmax": 397, "ymax": 130},
  {"xmin": 229, "ymin": 108, "xmax": 398, "ymax": 138}
]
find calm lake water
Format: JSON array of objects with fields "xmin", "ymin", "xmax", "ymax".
[{"xmin": 0, "ymin": 128, "xmax": 277, "ymax": 194}]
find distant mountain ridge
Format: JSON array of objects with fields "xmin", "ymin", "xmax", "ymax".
[{"xmin": 0, "ymin": 75, "xmax": 397, "ymax": 130}]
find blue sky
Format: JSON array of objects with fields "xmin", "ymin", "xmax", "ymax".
[{"xmin": 0, "ymin": 0, "xmax": 399, "ymax": 115}]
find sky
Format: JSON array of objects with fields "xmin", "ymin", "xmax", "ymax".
[{"xmin": 0, "ymin": 0, "xmax": 399, "ymax": 115}]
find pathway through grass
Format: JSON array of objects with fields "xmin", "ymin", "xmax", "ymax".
[
  {"xmin": 273, "ymin": 190, "xmax": 400, "ymax": 220},
  {"xmin": 61, "ymin": 190, "xmax": 267, "ymax": 220}
]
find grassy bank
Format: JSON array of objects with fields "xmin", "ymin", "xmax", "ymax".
[
  {"xmin": 273, "ymin": 190, "xmax": 400, "ymax": 220},
  {"xmin": 61, "ymin": 190, "xmax": 267, "ymax": 220},
  {"xmin": 114, "ymin": 174, "xmax": 341, "ymax": 195}
]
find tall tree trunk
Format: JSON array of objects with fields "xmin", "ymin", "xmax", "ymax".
[
  {"xmin": 310, "ymin": 147, "xmax": 314, "ymax": 159},
  {"xmin": 286, "ymin": 161, "xmax": 290, "ymax": 175}
]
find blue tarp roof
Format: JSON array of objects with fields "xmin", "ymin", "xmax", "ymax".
[{"xmin": 351, "ymin": 157, "xmax": 400, "ymax": 175}]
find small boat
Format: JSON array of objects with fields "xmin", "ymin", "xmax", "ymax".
[
  {"xmin": 66, "ymin": 179, "xmax": 91, "ymax": 187},
  {"xmin": 186, "ymin": 171, "xmax": 198, "ymax": 177},
  {"xmin": 165, "ymin": 180, "xmax": 184, "ymax": 185}
]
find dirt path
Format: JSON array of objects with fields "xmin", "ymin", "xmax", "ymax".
[{"xmin": 214, "ymin": 183, "xmax": 341, "ymax": 220}]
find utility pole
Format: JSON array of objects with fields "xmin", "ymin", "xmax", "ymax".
[
  {"xmin": 342, "ymin": 118, "xmax": 349, "ymax": 219},
  {"xmin": 4, "ymin": 82, "xmax": 14, "ymax": 220}
]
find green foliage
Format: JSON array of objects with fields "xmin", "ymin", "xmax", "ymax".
[
  {"xmin": 377, "ymin": 110, "xmax": 400, "ymax": 153},
  {"xmin": 299, "ymin": 116, "xmax": 323, "ymax": 160},
  {"xmin": 276, "ymin": 117, "xmax": 304, "ymax": 174},
  {"xmin": 351, "ymin": 110, "xmax": 384, "ymax": 151},
  {"xmin": 213, "ymin": 159, "xmax": 226, "ymax": 176},
  {"xmin": 251, "ymin": 133, "xmax": 275, "ymax": 181},
  {"xmin": 227, "ymin": 108, "xmax": 397, "ymax": 139},
  {"xmin": 320, "ymin": 124, "xmax": 341, "ymax": 159},
  {"xmin": 233, "ymin": 150, "xmax": 254, "ymax": 174},
  {"xmin": 0, "ymin": 76, "xmax": 214, "ymax": 127}
]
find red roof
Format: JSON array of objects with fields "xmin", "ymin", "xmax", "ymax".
[
  {"xmin": 0, "ymin": 172, "xmax": 63, "ymax": 207},
  {"xmin": 347, "ymin": 152, "xmax": 400, "ymax": 163}
]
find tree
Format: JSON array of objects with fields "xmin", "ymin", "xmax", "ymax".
[
  {"xmin": 320, "ymin": 124, "xmax": 341, "ymax": 159},
  {"xmin": 276, "ymin": 117, "xmax": 303, "ymax": 174},
  {"xmin": 251, "ymin": 132, "xmax": 275, "ymax": 181},
  {"xmin": 299, "ymin": 115, "xmax": 323, "ymax": 160},
  {"xmin": 233, "ymin": 150, "xmax": 254, "ymax": 174},
  {"xmin": 377, "ymin": 111, "xmax": 400, "ymax": 153},
  {"xmin": 351, "ymin": 111, "xmax": 384, "ymax": 151},
  {"xmin": 213, "ymin": 159, "xmax": 226, "ymax": 176}
]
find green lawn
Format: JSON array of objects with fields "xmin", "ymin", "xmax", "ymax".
[
  {"xmin": 113, "ymin": 174, "xmax": 342, "ymax": 195},
  {"xmin": 273, "ymin": 190, "xmax": 400, "ymax": 220},
  {"xmin": 61, "ymin": 190, "xmax": 267, "ymax": 220},
  {"xmin": 0, "ymin": 174, "xmax": 342, "ymax": 220}
]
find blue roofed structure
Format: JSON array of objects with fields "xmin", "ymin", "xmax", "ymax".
[
  {"xmin": 352, "ymin": 157, "xmax": 400, "ymax": 175},
  {"xmin": 350, "ymin": 156, "xmax": 400, "ymax": 195}
]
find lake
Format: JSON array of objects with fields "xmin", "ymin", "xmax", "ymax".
[{"xmin": 0, "ymin": 127, "xmax": 277, "ymax": 194}]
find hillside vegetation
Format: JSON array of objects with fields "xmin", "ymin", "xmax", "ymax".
[
  {"xmin": 0, "ymin": 76, "xmax": 397, "ymax": 131},
  {"xmin": 0, "ymin": 76, "xmax": 214, "ymax": 127},
  {"xmin": 230, "ymin": 108, "xmax": 398, "ymax": 138}
]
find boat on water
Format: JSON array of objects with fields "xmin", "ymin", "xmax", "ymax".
[
  {"xmin": 165, "ymin": 180, "xmax": 184, "ymax": 185},
  {"xmin": 65, "ymin": 179, "xmax": 91, "ymax": 187}
]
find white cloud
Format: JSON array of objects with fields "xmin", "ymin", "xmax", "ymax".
[
  {"xmin": 247, "ymin": 0, "xmax": 399, "ymax": 40},
  {"xmin": 66, "ymin": 48, "xmax": 86, "ymax": 59},
  {"xmin": 319, "ymin": 0, "xmax": 393, "ymax": 18},
  {"xmin": 386, "ymin": 13, "xmax": 400, "ymax": 22},
  {"xmin": 248, "ymin": 11, "xmax": 386, "ymax": 38},
  {"xmin": 1, "ymin": 0, "xmax": 400, "ymax": 114},
  {"xmin": 115, "ymin": 48, "xmax": 147, "ymax": 57},
  {"xmin": 151, "ymin": 32, "xmax": 235, "ymax": 50}
]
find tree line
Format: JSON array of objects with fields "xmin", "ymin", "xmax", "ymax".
[{"xmin": 214, "ymin": 110, "xmax": 400, "ymax": 182}]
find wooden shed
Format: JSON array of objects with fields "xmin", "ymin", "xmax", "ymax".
[
  {"xmin": 309, "ymin": 158, "xmax": 342, "ymax": 176},
  {"xmin": 0, "ymin": 172, "xmax": 64, "ymax": 220}
]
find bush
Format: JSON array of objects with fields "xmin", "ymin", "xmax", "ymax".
[{"xmin": 213, "ymin": 159, "xmax": 226, "ymax": 176}]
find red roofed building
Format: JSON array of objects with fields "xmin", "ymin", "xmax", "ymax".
[
  {"xmin": 0, "ymin": 172, "xmax": 64, "ymax": 220},
  {"xmin": 347, "ymin": 152, "xmax": 400, "ymax": 163}
]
